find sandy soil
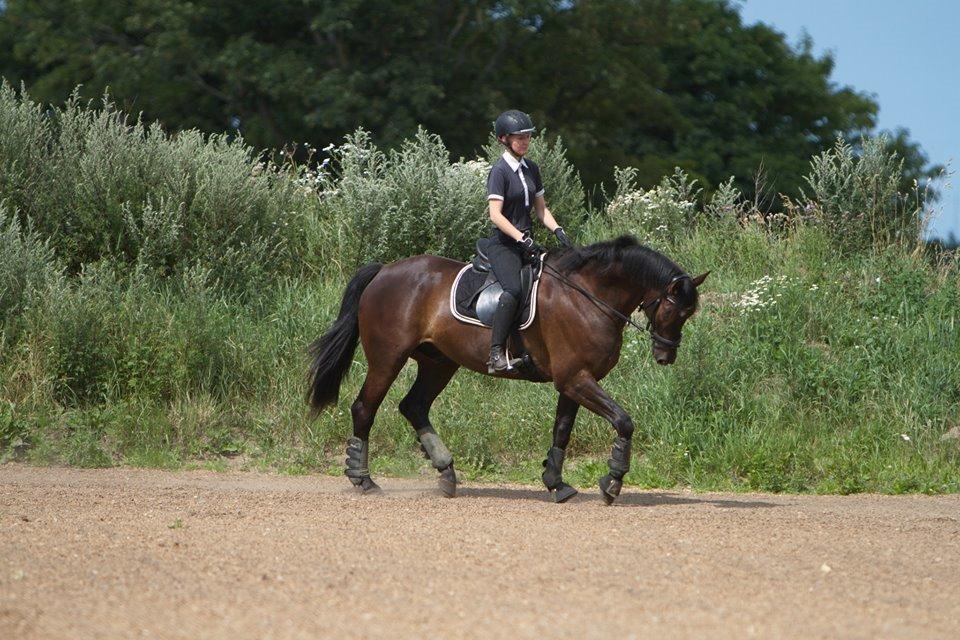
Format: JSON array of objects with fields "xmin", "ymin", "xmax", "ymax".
[{"xmin": 1, "ymin": 464, "xmax": 958, "ymax": 639}]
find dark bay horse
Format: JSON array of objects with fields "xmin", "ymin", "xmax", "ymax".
[{"xmin": 308, "ymin": 235, "xmax": 708, "ymax": 504}]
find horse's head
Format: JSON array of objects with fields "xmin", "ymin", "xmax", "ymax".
[{"xmin": 640, "ymin": 271, "xmax": 709, "ymax": 365}]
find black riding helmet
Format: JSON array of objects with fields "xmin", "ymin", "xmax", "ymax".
[{"xmin": 494, "ymin": 109, "xmax": 536, "ymax": 138}]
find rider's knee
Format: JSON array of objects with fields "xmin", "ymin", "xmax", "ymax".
[{"xmin": 500, "ymin": 287, "xmax": 521, "ymax": 302}]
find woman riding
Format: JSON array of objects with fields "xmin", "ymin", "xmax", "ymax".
[{"xmin": 485, "ymin": 109, "xmax": 572, "ymax": 373}]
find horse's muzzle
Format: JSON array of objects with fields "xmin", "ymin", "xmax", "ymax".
[{"xmin": 653, "ymin": 347, "xmax": 677, "ymax": 365}]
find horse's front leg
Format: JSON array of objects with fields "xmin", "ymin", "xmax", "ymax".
[
  {"xmin": 542, "ymin": 393, "xmax": 580, "ymax": 503},
  {"xmin": 558, "ymin": 372, "xmax": 634, "ymax": 505}
]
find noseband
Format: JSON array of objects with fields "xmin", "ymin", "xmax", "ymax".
[{"xmin": 639, "ymin": 274, "xmax": 691, "ymax": 350}]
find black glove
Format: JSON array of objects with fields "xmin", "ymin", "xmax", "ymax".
[
  {"xmin": 554, "ymin": 227, "xmax": 573, "ymax": 248},
  {"xmin": 519, "ymin": 231, "xmax": 543, "ymax": 257}
]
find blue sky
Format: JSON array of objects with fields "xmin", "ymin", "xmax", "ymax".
[{"xmin": 739, "ymin": 0, "xmax": 959, "ymax": 241}]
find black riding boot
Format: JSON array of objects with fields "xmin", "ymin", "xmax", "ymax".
[{"xmin": 488, "ymin": 291, "xmax": 522, "ymax": 373}]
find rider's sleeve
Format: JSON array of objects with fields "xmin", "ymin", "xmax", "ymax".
[{"xmin": 486, "ymin": 165, "xmax": 506, "ymax": 201}]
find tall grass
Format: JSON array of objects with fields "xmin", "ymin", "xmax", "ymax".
[{"xmin": 0, "ymin": 82, "xmax": 957, "ymax": 492}]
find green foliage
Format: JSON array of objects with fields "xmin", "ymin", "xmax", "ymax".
[
  {"xmin": 312, "ymin": 128, "xmax": 489, "ymax": 266},
  {"xmin": 583, "ymin": 167, "xmax": 701, "ymax": 246},
  {"xmin": 801, "ymin": 136, "xmax": 926, "ymax": 252},
  {"xmin": 0, "ymin": 204, "xmax": 61, "ymax": 341},
  {"xmin": 0, "ymin": 81, "xmax": 51, "ymax": 211},
  {"xmin": 0, "ymin": 92, "xmax": 956, "ymax": 494},
  {"xmin": 0, "ymin": 0, "xmax": 940, "ymax": 200},
  {"xmin": 0, "ymin": 82, "xmax": 316, "ymax": 293},
  {"xmin": 309, "ymin": 128, "xmax": 585, "ymax": 267}
]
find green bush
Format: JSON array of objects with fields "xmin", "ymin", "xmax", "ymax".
[
  {"xmin": 0, "ymin": 83, "xmax": 51, "ymax": 217},
  {"xmin": 0, "ymin": 82, "xmax": 317, "ymax": 293},
  {"xmin": 0, "ymin": 86, "xmax": 957, "ymax": 493},
  {"xmin": 801, "ymin": 136, "xmax": 924, "ymax": 252},
  {"xmin": 582, "ymin": 166, "xmax": 700, "ymax": 246},
  {"xmin": 309, "ymin": 128, "xmax": 587, "ymax": 269},
  {"xmin": 0, "ymin": 204, "xmax": 61, "ymax": 344}
]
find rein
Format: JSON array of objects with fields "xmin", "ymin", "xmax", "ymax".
[{"xmin": 541, "ymin": 261, "xmax": 688, "ymax": 349}]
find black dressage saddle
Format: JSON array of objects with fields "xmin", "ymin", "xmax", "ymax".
[{"xmin": 451, "ymin": 238, "xmax": 542, "ymax": 329}]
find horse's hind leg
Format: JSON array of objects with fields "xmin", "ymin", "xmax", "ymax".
[
  {"xmin": 399, "ymin": 358, "xmax": 459, "ymax": 497},
  {"xmin": 346, "ymin": 355, "xmax": 408, "ymax": 494},
  {"xmin": 542, "ymin": 393, "xmax": 580, "ymax": 503}
]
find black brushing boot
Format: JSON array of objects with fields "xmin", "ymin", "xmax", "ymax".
[
  {"xmin": 345, "ymin": 437, "xmax": 381, "ymax": 493},
  {"xmin": 599, "ymin": 437, "xmax": 631, "ymax": 505},
  {"xmin": 488, "ymin": 291, "xmax": 522, "ymax": 374},
  {"xmin": 542, "ymin": 447, "xmax": 578, "ymax": 503}
]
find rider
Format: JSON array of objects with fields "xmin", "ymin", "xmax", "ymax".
[{"xmin": 485, "ymin": 109, "xmax": 572, "ymax": 373}]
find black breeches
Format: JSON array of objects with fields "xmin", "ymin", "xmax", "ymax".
[{"xmin": 485, "ymin": 238, "xmax": 524, "ymax": 300}]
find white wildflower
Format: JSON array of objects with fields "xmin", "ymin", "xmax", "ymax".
[{"xmin": 732, "ymin": 274, "xmax": 794, "ymax": 314}]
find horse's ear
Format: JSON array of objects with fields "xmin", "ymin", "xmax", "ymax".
[{"xmin": 691, "ymin": 271, "xmax": 710, "ymax": 287}]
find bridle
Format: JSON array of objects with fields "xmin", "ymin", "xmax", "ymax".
[
  {"xmin": 542, "ymin": 262, "xmax": 691, "ymax": 350},
  {"xmin": 638, "ymin": 274, "xmax": 691, "ymax": 349}
]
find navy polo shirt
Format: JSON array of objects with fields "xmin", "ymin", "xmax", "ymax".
[{"xmin": 486, "ymin": 151, "xmax": 545, "ymax": 242}]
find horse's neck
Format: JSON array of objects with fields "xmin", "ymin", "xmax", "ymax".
[{"xmin": 580, "ymin": 264, "xmax": 656, "ymax": 315}]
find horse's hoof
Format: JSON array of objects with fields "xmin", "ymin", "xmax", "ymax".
[
  {"xmin": 359, "ymin": 477, "xmax": 382, "ymax": 494},
  {"xmin": 553, "ymin": 483, "xmax": 578, "ymax": 504},
  {"xmin": 438, "ymin": 466, "xmax": 458, "ymax": 498},
  {"xmin": 599, "ymin": 474, "xmax": 622, "ymax": 505}
]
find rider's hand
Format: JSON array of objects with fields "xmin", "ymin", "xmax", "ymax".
[
  {"xmin": 520, "ymin": 231, "xmax": 543, "ymax": 257},
  {"xmin": 554, "ymin": 227, "xmax": 573, "ymax": 248}
]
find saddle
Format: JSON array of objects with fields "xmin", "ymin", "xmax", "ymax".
[{"xmin": 450, "ymin": 238, "xmax": 545, "ymax": 330}]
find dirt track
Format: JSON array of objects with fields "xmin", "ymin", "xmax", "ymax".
[{"xmin": 1, "ymin": 465, "xmax": 958, "ymax": 639}]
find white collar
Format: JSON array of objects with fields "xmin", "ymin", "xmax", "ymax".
[{"xmin": 501, "ymin": 151, "xmax": 528, "ymax": 172}]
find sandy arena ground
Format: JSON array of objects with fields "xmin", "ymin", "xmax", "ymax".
[{"xmin": 1, "ymin": 464, "xmax": 958, "ymax": 639}]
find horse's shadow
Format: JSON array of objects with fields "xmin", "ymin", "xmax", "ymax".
[{"xmin": 456, "ymin": 486, "xmax": 779, "ymax": 509}]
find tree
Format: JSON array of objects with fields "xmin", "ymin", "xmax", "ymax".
[{"xmin": 0, "ymin": 0, "xmax": 940, "ymax": 203}]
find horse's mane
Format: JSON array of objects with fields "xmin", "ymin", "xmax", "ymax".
[{"xmin": 549, "ymin": 235, "xmax": 697, "ymax": 306}]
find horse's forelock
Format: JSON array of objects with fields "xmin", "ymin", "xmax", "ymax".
[{"xmin": 675, "ymin": 276, "xmax": 699, "ymax": 309}]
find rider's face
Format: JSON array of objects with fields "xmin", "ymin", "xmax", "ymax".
[{"xmin": 503, "ymin": 132, "xmax": 532, "ymax": 157}]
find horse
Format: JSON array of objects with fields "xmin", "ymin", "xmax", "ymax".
[{"xmin": 307, "ymin": 235, "xmax": 708, "ymax": 504}]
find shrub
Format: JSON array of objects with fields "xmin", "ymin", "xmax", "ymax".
[
  {"xmin": 0, "ymin": 82, "xmax": 317, "ymax": 293},
  {"xmin": 0, "ymin": 83, "xmax": 52, "ymax": 218},
  {"xmin": 0, "ymin": 86, "xmax": 957, "ymax": 493},
  {"xmin": 582, "ymin": 166, "xmax": 700, "ymax": 245},
  {"xmin": 307, "ymin": 128, "xmax": 588, "ymax": 270},
  {"xmin": 305, "ymin": 128, "xmax": 484, "ymax": 266},
  {"xmin": 0, "ymin": 204, "xmax": 61, "ymax": 343},
  {"xmin": 800, "ymin": 136, "xmax": 924, "ymax": 253}
]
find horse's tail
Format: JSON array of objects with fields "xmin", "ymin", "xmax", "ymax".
[{"xmin": 307, "ymin": 263, "xmax": 383, "ymax": 414}]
